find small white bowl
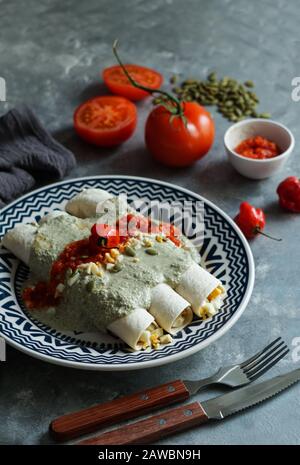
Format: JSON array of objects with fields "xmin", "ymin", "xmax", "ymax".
[{"xmin": 224, "ymin": 119, "xmax": 295, "ymax": 180}]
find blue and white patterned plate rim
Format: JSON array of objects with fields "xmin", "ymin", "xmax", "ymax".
[{"xmin": 0, "ymin": 175, "xmax": 255, "ymax": 371}]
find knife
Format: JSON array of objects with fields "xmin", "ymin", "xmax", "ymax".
[
  {"xmin": 50, "ymin": 338, "xmax": 288, "ymax": 441},
  {"xmin": 77, "ymin": 368, "xmax": 300, "ymax": 445}
]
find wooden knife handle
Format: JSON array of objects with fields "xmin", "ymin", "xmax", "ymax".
[
  {"xmin": 50, "ymin": 379, "xmax": 189, "ymax": 442},
  {"xmin": 77, "ymin": 402, "xmax": 208, "ymax": 445}
]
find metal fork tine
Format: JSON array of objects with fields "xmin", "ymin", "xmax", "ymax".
[
  {"xmin": 244, "ymin": 343, "xmax": 289, "ymax": 376},
  {"xmin": 247, "ymin": 348, "xmax": 290, "ymax": 381},
  {"xmin": 240, "ymin": 337, "xmax": 283, "ymax": 369},
  {"xmin": 244, "ymin": 345, "xmax": 289, "ymax": 377},
  {"xmin": 242, "ymin": 339, "xmax": 287, "ymax": 372},
  {"xmin": 184, "ymin": 338, "xmax": 289, "ymax": 395}
]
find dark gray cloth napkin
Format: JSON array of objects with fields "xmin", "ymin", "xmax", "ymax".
[{"xmin": 0, "ymin": 106, "xmax": 76, "ymax": 207}]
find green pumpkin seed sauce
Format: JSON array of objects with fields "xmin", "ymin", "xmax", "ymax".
[
  {"xmin": 29, "ymin": 214, "xmax": 93, "ymax": 281},
  {"xmin": 27, "ymin": 210, "xmax": 200, "ymax": 332}
]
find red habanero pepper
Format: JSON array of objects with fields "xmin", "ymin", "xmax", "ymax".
[
  {"xmin": 234, "ymin": 202, "xmax": 281, "ymax": 241},
  {"xmin": 277, "ymin": 176, "xmax": 300, "ymax": 213}
]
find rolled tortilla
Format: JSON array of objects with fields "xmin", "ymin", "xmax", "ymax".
[
  {"xmin": 65, "ymin": 188, "xmax": 113, "ymax": 218},
  {"xmin": 39, "ymin": 210, "xmax": 68, "ymax": 225},
  {"xmin": 150, "ymin": 283, "xmax": 193, "ymax": 334},
  {"xmin": 108, "ymin": 307, "xmax": 155, "ymax": 351},
  {"xmin": 176, "ymin": 263, "xmax": 225, "ymax": 318},
  {"xmin": 2, "ymin": 223, "xmax": 37, "ymax": 265},
  {"xmin": 96, "ymin": 196, "xmax": 129, "ymax": 225}
]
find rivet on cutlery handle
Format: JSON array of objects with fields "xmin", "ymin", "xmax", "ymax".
[
  {"xmin": 49, "ymin": 380, "xmax": 189, "ymax": 442},
  {"xmin": 77, "ymin": 402, "xmax": 208, "ymax": 445}
]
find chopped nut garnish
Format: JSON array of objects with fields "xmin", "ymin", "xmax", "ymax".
[
  {"xmin": 106, "ymin": 263, "xmax": 115, "ymax": 271},
  {"xmin": 104, "ymin": 252, "xmax": 115, "ymax": 264},
  {"xmin": 199, "ymin": 302, "xmax": 217, "ymax": 319},
  {"xmin": 78, "ymin": 262, "xmax": 104, "ymax": 276},
  {"xmin": 155, "ymin": 235, "xmax": 164, "ymax": 243},
  {"xmin": 110, "ymin": 248, "xmax": 119, "ymax": 258},
  {"xmin": 91, "ymin": 263, "xmax": 100, "ymax": 275},
  {"xmin": 143, "ymin": 239, "xmax": 153, "ymax": 248},
  {"xmin": 54, "ymin": 283, "xmax": 65, "ymax": 298},
  {"xmin": 67, "ymin": 271, "xmax": 80, "ymax": 287}
]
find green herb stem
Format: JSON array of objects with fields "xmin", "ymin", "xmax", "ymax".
[
  {"xmin": 256, "ymin": 228, "xmax": 282, "ymax": 241},
  {"xmin": 113, "ymin": 40, "xmax": 183, "ymax": 116}
]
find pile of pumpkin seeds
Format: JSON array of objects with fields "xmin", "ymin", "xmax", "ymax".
[{"xmin": 153, "ymin": 73, "xmax": 270, "ymax": 122}]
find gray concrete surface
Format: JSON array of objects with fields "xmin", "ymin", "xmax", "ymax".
[{"xmin": 0, "ymin": 0, "xmax": 300, "ymax": 445}]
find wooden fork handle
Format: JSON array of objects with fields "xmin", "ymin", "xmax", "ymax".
[
  {"xmin": 78, "ymin": 402, "xmax": 208, "ymax": 445},
  {"xmin": 50, "ymin": 379, "xmax": 189, "ymax": 442}
]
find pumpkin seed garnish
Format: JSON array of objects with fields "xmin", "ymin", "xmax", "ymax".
[
  {"xmin": 259, "ymin": 112, "xmax": 271, "ymax": 119},
  {"xmin": 111, "ymin": 262, "xmax": 123, "ymax": 272},
  {"xmin": 145, "ymin": 248, "xmax": 158, "ymax": 256},
  {"xmin": 124, "ymin": 245, "xmax": 136, "ymax": 257},
  {"xmin": 156, "ymin": 72, "xmax": 271, "ymax": 123},
  {"xmin": 208, "ymin": 72, "xmax": 217, "ymax": 82}
]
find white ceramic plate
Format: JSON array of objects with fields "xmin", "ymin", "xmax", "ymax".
[{"xmin": 0, "ymin": 176, "xmax": 255, "ymax": 371}]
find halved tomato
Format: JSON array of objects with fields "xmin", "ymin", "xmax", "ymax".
[
  {"xmin": 74, "ymin": 96, "xmax": 137, "ymax": 147},
  {"xmin": 103, "ymin": 65, "xmax": 163, "ymax": 101}
]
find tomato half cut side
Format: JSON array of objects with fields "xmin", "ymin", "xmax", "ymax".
[
  {"xmin": 74, "ymin": 96, "xmax": 137, "ymax": 147},
  {"xmin": 103, "ymin": 65, "xmax": 163, "ymax": 101}
]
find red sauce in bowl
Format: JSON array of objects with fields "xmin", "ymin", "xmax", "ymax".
[{"xmin": 235, "ymin": 136, "xmax": 280, "ymax": 159}]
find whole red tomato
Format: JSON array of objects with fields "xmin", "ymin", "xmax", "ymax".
[
  {"xmin": 111, "ymin": 41, "xmax": 214, "ymax": 165},
  {"xmin": 145, "ymin": 102, "xmax": 215, "ymax": 167}
]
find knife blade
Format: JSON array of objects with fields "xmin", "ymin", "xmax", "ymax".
[
  {"xmin": 201, "ymin": 367, "xmax": 300, "ymax": 419},
  {"xmin": 77, "ymin": 368, "xmax": 300, "ymax": 445}
]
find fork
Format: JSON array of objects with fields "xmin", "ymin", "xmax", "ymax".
[
  {"xmin": 50, "ymin": 337, "xmax": 289, "ymax": 442},
  {"xmin": 184, "ymin": 337, "xmax": 289, "ymax": 394}
]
